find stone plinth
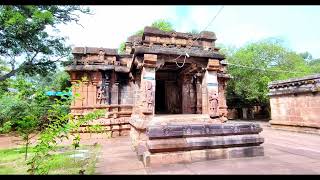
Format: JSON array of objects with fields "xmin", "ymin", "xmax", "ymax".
[
  {"xmin": 143, "ymin": 146, "xmax": 264, "ymax": 167},
  {"xmin": 268, "ymin": 74, "xmax": 320, "ymax": 134},
  {"xmin": 141, "ymin": 122, "xmax": 264, "ymax": 167}
]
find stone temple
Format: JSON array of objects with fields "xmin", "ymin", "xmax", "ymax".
[{"xmin": 65, "ymin": 27, "xmax": 264, "ymax": 166}]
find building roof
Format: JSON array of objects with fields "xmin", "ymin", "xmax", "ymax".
[
  {"xmin": 268, "ymin": 74, "xmax": 320, "ymax": 89},
  {"xmin": 142, "ymin": 26, "xmax": 216, "ymax": 41},
  {"xmin": 72, "ymin": 47, "xmax": 118, "ymax": 55},
  {"xmin": 133, "ymin": 45, "xmax": 225, "ymax": 60},
  {"xmin": 65, "ymin": 64, "xmax": 130, "ymax": 73}
]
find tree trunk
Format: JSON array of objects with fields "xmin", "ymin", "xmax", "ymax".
[
  {"xmin": 25, "ymin": 136, "xmax": 29, "ymax": 161},
  {"xmin": 0, "ymin": 69, "xmax": 18, "ymax": 82}
]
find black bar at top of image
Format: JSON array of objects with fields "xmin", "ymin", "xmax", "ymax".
[{"xmin": 1, "ymin": 0, "xmax": 319, "ymax": 5}]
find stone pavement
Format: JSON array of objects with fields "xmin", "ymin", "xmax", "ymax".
[
  {"xmin": 1, "ymin": 121, "xmax": 319, "ymax": 174},
  {"xmin": 94, "ymin": 121, "xmax": 320, "ymax": 174}
]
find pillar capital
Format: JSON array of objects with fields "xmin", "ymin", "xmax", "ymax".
[
  {"xmin": 143, "ymin": 54, "xmax": 157, "ymax": 68},
  {"xmin": 207, "ymin": 59, "xmax": 220, "ymax": 71}
]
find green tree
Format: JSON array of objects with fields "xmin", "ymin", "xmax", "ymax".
[
  {"xmin": 308, "ymin": 58, "xmax": 320, "ymax": 74},
  {"xmin": 223, "ymin": 38, "xmax": 312, "ymax": 108},
  {"xmin": 0, "ymin": 5, "xmax": 91, "ymax": 82},
  {"xmin": 118, "ymin": 42, "xmax": 126, "ymax": 54},
  {"xmin": 151, "ymin": 19, "xmax": 174, "ymax": 32}
]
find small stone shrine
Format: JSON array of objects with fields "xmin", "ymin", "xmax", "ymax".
[{"xmin": 65, "ymin": 26, "xmax": 264, "ymax": 166}]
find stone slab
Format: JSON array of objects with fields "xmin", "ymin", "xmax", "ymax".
[
  {"xmin": 143, "ymin": 146, "xmax": 264, "ymax": 167},
  {"xmin": 147, "ymin": 134, "xmax": 264, "ymax": 153},
  {"xmin": 147, "ymin": 123, "xmax": 263, "ymax": 139}
]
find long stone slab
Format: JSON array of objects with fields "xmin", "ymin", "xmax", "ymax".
[
  {"xmin": 147, "ymin": 134, "xmax": 264, "ymax": 153},
  {"xmin": 147, "ymin": 123, "xmax": 263, "ymax": 139},
  {"xmin": 143, "ymin": 146, "xmax": 264, "ymax": 167}
]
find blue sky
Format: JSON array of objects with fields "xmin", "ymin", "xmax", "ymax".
[{"xmin": 57, "ymin": 6, "xmax": 320, "ymax": 58}]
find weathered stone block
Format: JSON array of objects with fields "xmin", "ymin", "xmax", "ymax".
[
  {"xmin": 144, "ymin": 54, "xmax": 157, "ymax": 61},
  {"xmin": 147, "ymin": 138, "xmax": 188, "ymax": 153},
  {"xmin": 112, "ymin": 125, "xmax": 120, "ymax": 130},
  {"xmin": 143, "ymin": 151, "xmax": 192, "ymax": 167},
  {"xmin": 147, "ymin": 134, "xmax": 264, "ymax": 153},
  {"xmin": 227, "ymin": 146, "xmax": 264, "ymax": 158},
  {"xmin": 190, "ymin": 148, "xmax": 228, "ymax": 162},
  {"xmin": 143, "ymin": 146, "xmax": 264, "ymax": 167},
  {"xmin": 120, "ymin": 129, "xmax": 130, "ymax": 136}
]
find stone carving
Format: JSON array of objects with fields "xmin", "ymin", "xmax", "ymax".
[
  {"xmin": 143, "ymin": 81, "xmax": 154, "ymax": 114},
  {"xmin": 147, "ymin": 123, "xmax": 263, "ymax": 139},
  {"xmin": 98, "ymin": 50, "xmax": 105, "ymax": 61},
  {"xmin": 97, "ymin": 85, "xmax": 106, "ymax": 104},
  {"xmin": 208, "ymin": 90, "xmax": 219, "ymax": 118}
]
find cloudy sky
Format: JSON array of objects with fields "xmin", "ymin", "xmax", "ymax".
[{"xmin": 56, "ymin": 5, "xmax": 320, "ymax": 58}]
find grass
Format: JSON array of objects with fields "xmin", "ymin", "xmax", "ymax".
[{"xmin": 0, "ymin": 144, "xmax": 101, "ymax": 175}]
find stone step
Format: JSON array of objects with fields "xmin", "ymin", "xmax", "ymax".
[
  {"xmin": 147, "ymin": 123, "xmax": 262, "ymax": 139},
  {"xmin": 143, "ymin": 146, "xmax": 264, "ymax": 167},
  {"xmin": 150, "ymin": 114, "xmax": 217, "ymax": 126},
  {"xmin": 147, "ymin": 134, "xmax": 264, "ymax": 153}
]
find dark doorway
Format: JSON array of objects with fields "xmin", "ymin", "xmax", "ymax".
[
  {"xmin": 155, "ymin": 78, "xmax": 182, "ymax": 114},
  {"xmin": 155, "ymin": 80, "xmax": 166, "ymax": 114}
]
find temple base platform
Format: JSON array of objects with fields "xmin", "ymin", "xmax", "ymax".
[{"xmin": 129, "ymin": 114, "xmax": 264, "ymax": 167}]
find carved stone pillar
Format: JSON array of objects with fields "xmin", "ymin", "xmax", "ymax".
[
  {"xmin": 91, "ymin": 71, "xmax": 100, "ymax": 106},
  {"xmin": 129, "ymin": 54, "xmax": 157, "ymax": 158},
  {"xmin": 111, "ymin": 72, "xmax": 119, "ymax": 105},
  {"xmin": 206, "ymin": 59, "xmax": 220, "ymax": 119},
  {"xmin": 182, "ymin": 75, "xmax": 191, "ymax": 114},
  {"xmin": 111, "ymin": 72, "xmax": 119, "ymax": 118},
  {"xmin": 196, "ymin": 75, "xmax": 202, "ymax": 114},
  {"xmin": 218, "ymin": 78, "xmax": 228, "ymax": 121}
]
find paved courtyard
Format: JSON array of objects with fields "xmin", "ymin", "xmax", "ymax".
[
  {"xmin": 1, "ymin": 120, "xmax": 320, "ymax": 174},
  {"xmin": 94, "ymin": 121, "xmax": 320, "ymax": 174}
]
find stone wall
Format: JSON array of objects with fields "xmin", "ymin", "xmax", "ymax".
[
  {"xmin": 268, "ymin": 74, "xmax": 320, "ymax": 134},
  {"xmin": 66, "ymin": 48, "xmax": 133, "ymax": 137}
]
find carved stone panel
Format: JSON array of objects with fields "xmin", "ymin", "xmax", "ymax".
[
  {"xmin": 97, "ymin": 72, "xmax": 110, "ymax": 105},
  {"xmin": 143, "ymin": 81, "xmax": 154, "ymax": 114},
  {"xmin": 147, "ymin": 123, "xmax": 263, "ymax": 139},
  {"xmin": 208, "ymin": 89, "xmax": 219, "ymax": 118}
]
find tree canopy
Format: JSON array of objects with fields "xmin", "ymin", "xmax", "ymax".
[
  {"xmin": 220, "ymin": 38, "xmax": 316, "ymax": 108},
  {"xmin": 0, "ymin": 5, "xmax": 91, "ymax": 82}
]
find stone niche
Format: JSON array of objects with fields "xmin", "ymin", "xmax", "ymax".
[{"xmin": 268, "ymin": 74, "xmax": 320, "ymax": 134}]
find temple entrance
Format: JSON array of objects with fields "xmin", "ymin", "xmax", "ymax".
[
  {"xmin": 155, "ymin": 80, "xmax": 166, "ymax": 114},
  {"xmin": 155, "ymin": 71, "xmax": 182, "ymax": 114},
  {"xmin": 155, "ymin": 61, "xmax": 200, "ymax": 114}
]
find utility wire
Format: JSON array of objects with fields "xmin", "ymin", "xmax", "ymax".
[
  {"xmin": 226, "ymin": 62, "xmax": 306, "ymax": 74},
  {"xmin": 173, "ymin": 6, "xmax": 225, "ymax": 68}
]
